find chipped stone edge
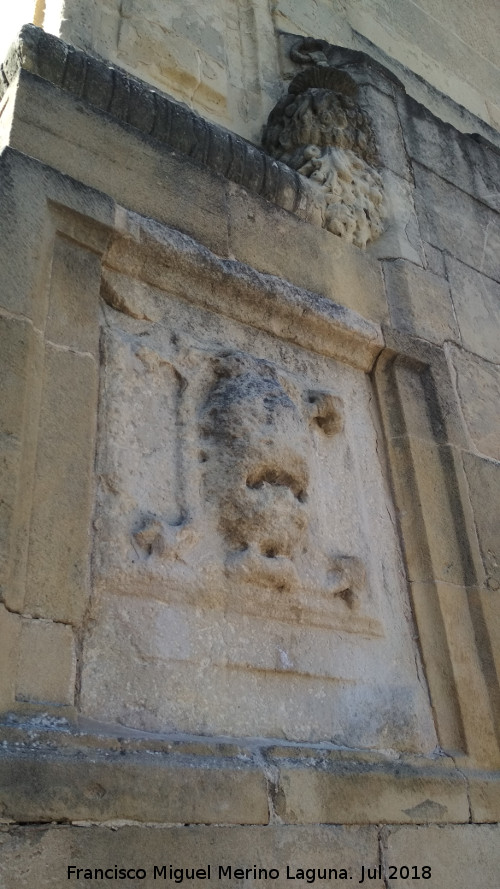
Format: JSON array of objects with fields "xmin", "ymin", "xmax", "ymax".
[{"xmin": 102, "ymin": 209, "xmax": 383, "ymax": 371}]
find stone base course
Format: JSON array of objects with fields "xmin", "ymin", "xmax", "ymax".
[{"xmin": 1, "ymin": 721, "xmax": 498, "ymax": 826}]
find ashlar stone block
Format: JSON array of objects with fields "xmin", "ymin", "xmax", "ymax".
[
  {"xmin": 44, "ymin": 236, "xmax": 101, "ymax": 358},
  {"xmin": 0, "ymin": 605, "xmax": 21, "ymax": 710},
  {"xmin": 0, "ymin": 314, "xmax": 43, "ymax": 610},
  {"xmin": 383, "ymin": 258, "xmax": 459, "ymax": 345},
  {"xmin": 414, "ymin": 164, "xmax": 500, "ymax": 284},
  {"xmin": 383, "ymin": 824, "xmax": 500, "ymax": 889},
  {"xmin": 227, "ymin": 183, "xmax": 388, "ymax": 325},
  {"xmin": 446, "ymin": 256, "xmax": 500, "ymax": 364},
  {"xmin": 275, "ymin": 755, "xmax": 469, "ymax": 824},
  {"xmin": 447, "ymin": 344, "xmax": 500, "ymax": 461},
  {"xmin": 462, "ymin": 453, "xmax": 500, "ymax": 592},
  {"xmin": 397, "ymin": 91, "xmax": 500, "ymax": 214},
  {"xmin": 24, "ymin": 344, "xmax": 98, "ymax": 623},
  {"xmin": 469, "ymin": 770, "xmax": 500, "ymax": 822},
  {"xmin": 0, "ymin": 746, "xmax": 268, "ymax": 825}
]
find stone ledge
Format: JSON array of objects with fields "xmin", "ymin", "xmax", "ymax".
[
  {"xmin": 0, "ymin": 146, "xmax": 383, "ymax": 371},
  {"xmin": 0, "ymin": 721, "xmax": 269, "ymax": 825},
  {"xmin": 0, "ymin": 25, "xmax": 323, "ymax": 229},
  {"xmin": 101, "ymin": 209, "xmax": 384, "ymax": 371},
  {"xmin": 1, "ymin": 720, "xmax": 497, "ymax": 826},
  {"xmin": 271, "ymin": 755, "xmax": 469, "ymax": 825}
]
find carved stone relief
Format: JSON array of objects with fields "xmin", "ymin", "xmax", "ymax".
[
  {"xmin": 198, "ymin": 352, "xmax": 364, "ymax": 605},
  {"xmin": 262, "ymin": 39, "xmax": 386, "ymax": 248},
  {"xmin": 81, "ymin": 266, "xmax": 436, "ymax": 747},
  {"xmin": 114, "ymin": 341, "xmax": 367, "ymax": 623}
]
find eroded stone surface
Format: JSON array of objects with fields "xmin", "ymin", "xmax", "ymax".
[
  {"xmin": 15, "ymin": 619, "xmax": 76, "ymax": 706},
  {"xmin": 80, "ymin": 264, "xmax": 435, "ymax": 749},
  {"xmin": 414, "ymin": 164, "xmax": 500, "ymax": 284},
  {"xmin": 275, "ymin": 755, "xmax": 469, "ymax": 824},
  {"xmin": 263, "ymin": 65, "xmax": 386, "ymax": 248}
]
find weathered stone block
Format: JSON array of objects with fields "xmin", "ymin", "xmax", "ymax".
[
  {"xmin": 0, "ymin": 316, "xmax": 33, "ymax": 577},
  {"xmin": 227, "ymin": 183, "xmax": 388, "ymax": 324},
  {"xmin": 0, "ymin": 314, "xmax": 44, "ymax": 611},
  {"xmin": 414, "ymin": 164, "xmax": 500, "ymax": 283},
  {"xmin": 429, "ymin": 582, "xmax": 499, "ymax": 765},
  {"xmin": 0, "ymin": 146, "xmax": 54, "ymax": 323},
  {"xmin": 358, "ymin": 84, "xmax": 410, "ymax": 181},
  {"xmin": 475, "ymin": 587, "xmax": 500, "ymax": 701},
  {"xmin": 0, "ymin": 750, "xmax": 268, "ymax": 825},
  {"xmin": 407, "ymin": 582, "xmax": 465, "ymax": 753},
  {"xmin": 446, "ymin": 256, "xmax": 500, "ymax": 363},
  {"xmin": 397, "ymin": 91, "xmax": 500, "ymax": 214},
  {"xmin": 387, "ymin": 437, "xmax": 479, "ymax": 586},
  {"xmin": 44, "ymin": 235, "xmax": 101, "ymax": 358},
  {"xmin": 383, "ymin": 259, "xmax": 459, "ymax": 345},
  {"xmin": 383, "ymin": 824, "xmax": 500, "ymax": 888},
  {"xmin": 469, "ymin": 771, "xmax": 500, "ymax": 822},
  {"xmin": 102, "ymin": 223, "xmax": 384, "ymax": 371},
  {"xmin": 376, "ymin": 334, "xmax": 469, "ymax": 448},
  {"xmin": 8, "ymin": 70, "xmax": 230, "ymax": 257},
  {"xmin": 368, "ymin": 169, "xmax": 424, "ymax": 265},
  {"xmin": 447, "ymin": 344, "xmax": 500, "ymax": 461},
  {"xmin": 116, "ymin": 3, "xmax": 229, "ymax": 120},
  {"xmin": 274, "ymin": 756, "xmax": 469, "ymax": 824},
  {"xmin": 15, "ymin": 618, "xmax": 76, "ymax": 706}
]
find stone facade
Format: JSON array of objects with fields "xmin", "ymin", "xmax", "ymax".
[{"xmin": 0, "ymin": 5, "xmax": 499, "ymax": 888}]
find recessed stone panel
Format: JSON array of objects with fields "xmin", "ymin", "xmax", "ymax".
[{"xmin": 81, "ymin": 253, "xmax": 435, "ymax": 751}]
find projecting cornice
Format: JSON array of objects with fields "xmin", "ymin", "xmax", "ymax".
[{"xmin": 0, "ymin": 25, "xmax": 328, "ymax": 228}]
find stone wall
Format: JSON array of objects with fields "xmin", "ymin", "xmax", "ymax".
[
  {"xmin": 27, "ymin": 0, "xmax": 500, "ymax": 142},
  {"xmin": 0, "ymin": 14, "xmax": 499, "ymax": 889}
]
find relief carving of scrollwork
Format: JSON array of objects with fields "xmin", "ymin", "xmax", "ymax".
[{"xmin": 262, "ymin": 39, "xmax": 386, "ymax": 248}]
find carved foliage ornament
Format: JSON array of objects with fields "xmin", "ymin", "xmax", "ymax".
[{"xmin": 263, "ymin": 41, "xmax": 386, "ymax": 248}]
